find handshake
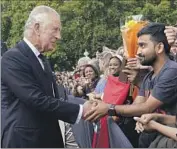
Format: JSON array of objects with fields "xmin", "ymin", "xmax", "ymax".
[{"xmin": 82, "ymin": 93, "xmax": 110, "ymax": 122}]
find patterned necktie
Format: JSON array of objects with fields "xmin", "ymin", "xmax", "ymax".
[
  {"xmin": 38, "ymin": 54, "xmax": 53, "ymax": 79},
  {"xmin": 38, "ymin": 54, "xmax": 58, "ymax": 97}
]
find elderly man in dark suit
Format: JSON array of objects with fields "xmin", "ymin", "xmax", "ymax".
[{"xmin": 1, "ymin": 5, "xmax": 92, "ymax": 148}]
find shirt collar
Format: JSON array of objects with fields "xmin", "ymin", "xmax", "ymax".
[{"xmin": 23, "ymin": 37, "xmax": 41, "ymax": 57}]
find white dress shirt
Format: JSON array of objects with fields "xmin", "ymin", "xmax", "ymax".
[
  {"xmin": 23, "ymin": 37, "xmax": 44, "ymax": 69},
  {"xmin": 23, "ymin": 37, "xmax": 83, "ymax": 124}
]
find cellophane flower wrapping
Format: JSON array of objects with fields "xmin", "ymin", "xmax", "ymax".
[{"xmin": 121, "ymin": 15, "xmax": 148, "ymax": 58}]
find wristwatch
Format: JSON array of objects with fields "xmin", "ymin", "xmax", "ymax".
[{"xmin": 108, "ymin": 104, "xmax": 117, "ymax": 116}]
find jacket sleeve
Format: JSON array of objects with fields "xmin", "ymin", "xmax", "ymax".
[{"xmin": 1, "ymin": 51, "xmax": 80, "ymax": 124}]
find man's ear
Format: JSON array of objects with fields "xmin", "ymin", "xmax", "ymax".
[
  {"xmin": 156, "ymin": 42, "xmax": 164, "ymax": 54},
  {"xmin": 34, "ymin": 23, "xmax": 40, "ymax": 36}
]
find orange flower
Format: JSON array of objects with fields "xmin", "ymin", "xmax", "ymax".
[{"xmin": 121, "ymin": 19, "xmax": 148, "ymax": 58}]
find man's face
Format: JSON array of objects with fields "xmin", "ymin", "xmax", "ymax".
[
  {"xmin": 38, "ymin": 13, "xmax": 61, "ymax": 52},
  {"xmin": 137, "ymin": 34, "xmax": 157, "ymax": 66}
]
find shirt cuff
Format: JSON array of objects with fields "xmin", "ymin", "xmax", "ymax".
[{"xmin": 75, "ymin": 104, "xmax": 83, "ymax": 124}]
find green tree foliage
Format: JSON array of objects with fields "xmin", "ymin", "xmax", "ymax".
[{"xmin": 1, "ymin": 0, "xmax": 177, "ymax": 71}]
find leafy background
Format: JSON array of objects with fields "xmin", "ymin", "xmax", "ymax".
[{"xmin": 1, "ymin": 0, "xmax": 177, "ymax": 71}]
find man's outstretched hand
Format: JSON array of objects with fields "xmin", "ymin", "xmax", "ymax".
[
  {"xmin": 82, "ymin": 100, "xmax": 97, "ymax": 119},
  {"xmin": 83, "ymin": 100, "xmax": 110, "ymax": 122}
]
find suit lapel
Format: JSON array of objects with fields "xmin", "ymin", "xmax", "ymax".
[
  {"xmin": 16, "ymin": 40, "xmax": 46, "ymax": 77},
  {"xmin": 16, "ymin": 40, "xmax": 54, "ymax": 96}
]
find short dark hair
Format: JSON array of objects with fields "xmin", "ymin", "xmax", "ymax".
[{"xmin": 137, "ymin": 23, "xmax": 171, "ymax": 54}]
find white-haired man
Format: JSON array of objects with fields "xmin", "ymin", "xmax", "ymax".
[{"xmin": 1, "ymin": 5, "xmax": 92, "ymax": 148}]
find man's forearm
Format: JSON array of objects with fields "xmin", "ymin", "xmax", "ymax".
[
  {"xmin": 114, "ymin": 94, "xmax": 163, "ymax": 117},
  {"xmin": 115, "ymin": 103, "xmax": 152, "ymax": 117},
  {"xmin": 155, "ymin": 114, "xmax": 176, "ymax": 125}
]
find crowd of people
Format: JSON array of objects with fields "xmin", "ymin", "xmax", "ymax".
[
  {"xmin": 53, "ymin": 23, "xmax": 177, "ymax": 147},
  {"xmin": 1, "ymin": 5, "xmax": 177, "ymax": 148}
]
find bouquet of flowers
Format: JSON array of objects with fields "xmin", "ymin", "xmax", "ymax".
[{"xmin": 121, "ymin": 15, "xmax": 148, "ymax": 58}]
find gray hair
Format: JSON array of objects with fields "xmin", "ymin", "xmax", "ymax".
[
  {"xmin": 116, "ymin": 46, "xmax": 124, "ymax": 57},
  {"xmin": 77, "ymin": 57, "xmax": 91, "ymax": 67},
  {"xmin": 24, "ymin": 5, "xmax": 60, "ymax": 36}
]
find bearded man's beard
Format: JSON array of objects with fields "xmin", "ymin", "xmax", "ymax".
[{"xmin": 138, "ymin": 53, "xmax": 157, "ymax": 66}]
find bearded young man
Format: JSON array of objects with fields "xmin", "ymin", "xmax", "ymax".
[{"xmin": 84, "ymin": 23, "xmax": 177, "ymax": 147}]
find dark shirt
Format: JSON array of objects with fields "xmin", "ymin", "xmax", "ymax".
[
  {"xmin": 138, "ymin": 59, "xmax": 177, "ymax": 147},
  {"xmin": 139, "ymin": 59, "xmax": 177, "ymax": 115}
]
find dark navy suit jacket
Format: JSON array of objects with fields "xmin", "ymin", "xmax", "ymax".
[{"xmin": 1, "ymin": 40, "xmax": 80, "ymax": 148}]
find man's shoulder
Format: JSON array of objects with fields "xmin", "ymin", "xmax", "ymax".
[
  {"xmin": 2, "ymin": 43, "xmax": 28, "ymax": 67},
  {"xmin": 165, "ymin": 59, "xmax": 177, "ymax": 69},
  {"xmin": 2, "ymin": 44, "xmax": 22, "ymax": 59},
  {"xmin": 160, "ymin": 60, "xmax": 177, "ymax": 77},
  {"xmin": 2, "ymin": 40, "xmax": 29, "ymax": 58}
]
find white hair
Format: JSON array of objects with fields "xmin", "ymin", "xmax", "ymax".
[{"xmin": 24, "ymin": 5, "xmax": 60, "ymax": 36}]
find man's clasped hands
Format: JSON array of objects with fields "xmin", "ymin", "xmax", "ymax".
[{"xmin": 82, "ymin": 93, "xmax": 110, "ymax": 122}]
